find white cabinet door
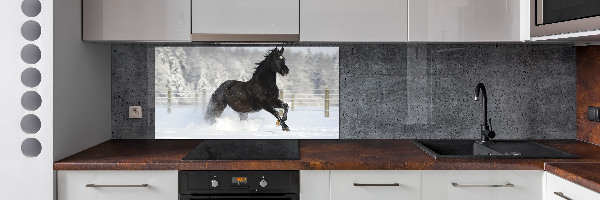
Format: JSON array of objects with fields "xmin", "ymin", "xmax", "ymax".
[
  {"xmin": 192, "ymin": 0, "xmax": 299, "ymax": 40},
  {"xmin": 301, "ymin": 0, "xmax": 408, "ymax": 42},
  {"xmin": 57, "ymin": 170, "xmax": 178, "ymax": 200},
  {"xmin": 300, "ymin": 170, "xmax": 330, "ymax": 200},
  {"xmin": 409, "ymin": 0, "xmax": 529, "ymax": 42},
  {"xmin": 330, "ymin": 170, "xmax": 420, "ymax": 200},
  {"xmin": 422, "ymin": 170, "xmax": 542, "ymax": 200},
  {"xmin": 545, "ymin": 172, "xmax": 600, "ymax": 200},
  {"xmin": 82, "ymin": 0, "xmax": 191, "ymax": 41}
]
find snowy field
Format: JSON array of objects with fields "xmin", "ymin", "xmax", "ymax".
[{"xmin": 155, "ymin": 105, "xmax": 339, "ymax": 139}]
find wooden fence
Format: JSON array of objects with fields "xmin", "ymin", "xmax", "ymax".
[{"xmin": 156, "ymin": 88, "xmax": 339, "ymax": 117}]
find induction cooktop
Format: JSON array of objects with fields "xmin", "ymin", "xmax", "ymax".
[{"xmin": 182, "ymin": 140, "xmax": 300, "ymax": 160}]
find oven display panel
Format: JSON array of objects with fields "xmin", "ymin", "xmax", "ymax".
[{"xmin": 232, "ymin": 177, "xmax": 247, "ymax": 184}]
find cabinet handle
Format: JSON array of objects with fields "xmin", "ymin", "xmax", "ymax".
[
  {"xmin": 554, "ymin": 192, "xmax": 573, "ymax": 200},
  {"xmin": 86, "ymin": 184, "xmax": 149, "ymax": 188},
  {"xmin": 451, "ymin": 183, "xmax": 514, "ymax": 188},
  {"xmin": 353, "ymin": 183, "xmax": 400, "ymax": 186}
]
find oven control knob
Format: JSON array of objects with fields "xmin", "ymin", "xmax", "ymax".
[
  {"xmin": 259, "ymin": 179, "xmax": 268, "ymax": 187},
  {"xmin": 211, "ymin": 180, "xmax": 219, "ymax": 188}
]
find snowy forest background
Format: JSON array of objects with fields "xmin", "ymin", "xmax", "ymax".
[{"xmin": 155, "ymin": 47, "xmax": 340, "ymax": 139}]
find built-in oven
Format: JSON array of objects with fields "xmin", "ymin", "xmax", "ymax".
[
  {"xmin": 179, "ymin": 171, "xmax": 299, "ymax": 200},
  {"xmin": 531, "ymin": 0, "xmax": 600, "ymax": 37}
]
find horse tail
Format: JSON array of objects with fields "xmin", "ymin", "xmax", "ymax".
[{"xmin": 204, "ymin": 80, "xmax": 236, "ymax": 124}]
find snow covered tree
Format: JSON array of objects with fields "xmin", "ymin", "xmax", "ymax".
[{"xmin": 155, "ymin": 47, "xmax": 189, "ymax": 96}]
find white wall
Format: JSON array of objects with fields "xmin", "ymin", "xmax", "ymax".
[
  {"xmin": 0, "ymin": 0, "xmax": 110, "ymax": 199},
  {"xmin": 0, "ymin": 0, "xmax": 54, "ymax": 199},
  {"xmin": 53, "ymin": 0, "xmax": 111, "ymax": 162}
]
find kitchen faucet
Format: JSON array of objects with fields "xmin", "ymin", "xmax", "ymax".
[{"xmin": 474, "ymin": 83, "xmax": 495, "ymax": 143}]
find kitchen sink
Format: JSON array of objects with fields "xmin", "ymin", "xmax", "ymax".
[{"xmin": 412, "ymin": 140, "xmax": 579, "ymax": 159}]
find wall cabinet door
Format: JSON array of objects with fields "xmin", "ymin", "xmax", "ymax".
[
  {"xmin": 330, "ymin": 170, "xmax": 420, "ymax": 200},
  {"xmin": 422, "ymin": 170, "xmax": 542, "ymax": 200},
  {"xmin": 83, "ymin": 0, "xmax": 191, "ymax": 41},
  {"xmin": 300, "ymin": 0, "xmax": 408, "ymax": 42},
  {"xmin": 57, "ymin": 170, "xmax": 178, "ymax": 200},
  {"xmin": 409, "ymin": 0, "xmax": 529, "ymax": 42},
  {"xmin": 191, "ymin": 0, "xmax": 299, "ymax": 41},
  {"xmin": 545, "ymin": 172, "xmax": 600, "ymax": 200}
]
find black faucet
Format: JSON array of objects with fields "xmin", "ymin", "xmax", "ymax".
[{"xmin": 474, "ymin": 83, "xmax": 495, "ymax": 143}]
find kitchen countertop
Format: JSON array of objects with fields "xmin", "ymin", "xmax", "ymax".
[
  {"xmin": 54, "ymin": 139, "xmax": 600, "ymax": 171},
  {"xmin": 545, "ymin": 162, "xmax": 600, "ymax": 194},
  {"xmin": 54, "ymin": 139, "xmax": 600, "ymax": 193}
]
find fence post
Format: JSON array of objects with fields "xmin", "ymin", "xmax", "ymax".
[
  {"xmin": 202, "ymin": 89, "xmax": 206, "ymax": 113},
  {"xmin": 195, "ymin": 91, "xmax": 199, "ymax": 113},
  {"xmin": 325, "ymin": 88, "xmax": 329, "ymax": 118},
  {"xmin": 291, "ymin": 94, "xmax": 294, "ymax": 111},
  {"xmin": 279, "ymin": 89, "xmax": 284, "ymax": 117},
  {"xmin": 167, "ymin": 89, "xmax": 172, "ymax": 114}
]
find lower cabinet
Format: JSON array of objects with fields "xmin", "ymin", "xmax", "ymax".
[
  {"xmin": 300, "ymin": 170, "xmax": 331, "ymax": 200},
  {"xmin": 57, "ymin": 170, "xmax": 178, "ymax": 200},
  {"xmin": 57, "ymin": 169, "xmax": 600, "ymax": 200},
  {"xmin": 330, "ymin": 170, "xmax": 421, "ymax": 200},
  {"xmin": 545, "ymin": 172, "xmax": 600, "ymax": 200},
  {"xmin": 422, "ymin": 170, "xmax": 543, "ymax": 200}
]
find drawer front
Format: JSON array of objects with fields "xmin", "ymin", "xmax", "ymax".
[
  {"xmin": 422, "ymin": 170, "xmax": 542, "ymax": 200},
  {"xmin": 546, "ymin": 172, "xmax": 600, "ymax": 200},
  {"xmin": 57, "ymin": 170, "xmax": 178, "ymax": 200},
  {"xmin": 330, "ymin": 170, "xmax": 421, "ymax": 200}
]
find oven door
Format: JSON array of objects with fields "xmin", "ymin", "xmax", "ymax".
[{"xmin": 180, "ymin": 194, "xmax": 299, "ymax": 200}]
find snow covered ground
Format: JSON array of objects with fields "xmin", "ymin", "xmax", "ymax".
[{"xmin": 155, "ymin": 105, "xmax": 339, "ymax": 139}]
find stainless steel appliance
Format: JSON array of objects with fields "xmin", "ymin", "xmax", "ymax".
[
  {"xmin": 179, "ymin": 171, "xmax": 299, "ymax": 199},
  {"xmin": 531, "ymin": 0, "xmax": 600, "ymax": 37}
]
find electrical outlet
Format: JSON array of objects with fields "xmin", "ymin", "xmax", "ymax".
[{"xmin": 129, "ymin": 106, "xmax": 142, "ymax": 119}]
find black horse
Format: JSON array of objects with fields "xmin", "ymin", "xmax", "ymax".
[{"xmin": 205, "ymin": 47, "xmax": 291, "ymax": 131}]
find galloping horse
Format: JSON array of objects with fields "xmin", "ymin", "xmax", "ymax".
[{"xmin": 204, "ymin": 47, "xmax": 291, "ymax": 131}]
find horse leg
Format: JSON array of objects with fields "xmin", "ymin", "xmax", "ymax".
[
  {"xmin": 262, "ymin": 103, "xmax": 290, "ymax": 131},
  {"xmin": 271, "ymin": 99, "xmax": 289, "ymax": 122},
  {"xmin": 238, "ymin": 112, "xmax": 248, "ymax": 121},
  {"xmin": 281, "ymin": 103, "xmax": 288, "ymax": 121},
  {"xmin": 205, "ymin": 94, "xmax": 228, "ymax": 125},
  {"xmin": 205, "ymin": 101, "xmax": 226, "ymax": 124}
]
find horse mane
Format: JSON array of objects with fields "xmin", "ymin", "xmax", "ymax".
[{"xmin": 251, "ymin": 49, "xmax": 278, "ymax": 78}]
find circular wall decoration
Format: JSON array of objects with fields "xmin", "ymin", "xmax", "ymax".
[
  {"xmin": 21, "ymin": 44, "xmax": 41, "ymax": 64},
  {"xmin": 21, "ymin": 0, "xmax": 41, "ymax": 17},
  {"xmin": 21, "ymin": 91, "xmax": 42, "ymax": 111},
  {"xmin": 20, "ymin": 114, "xmax": 41, "ymax": 134},
  {"xmin": 21, "ymin": 68, "xmax": 41, "ymax": 88},
  {"xmin": 21, "ymin": 138, "xmax": 42, "ymax": 157},
  {"xmin": 21, "ymin": 20, "xmax": 41, "ymax": 41}
]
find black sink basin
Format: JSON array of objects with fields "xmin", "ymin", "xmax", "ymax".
[{"xmin": 412, "ymin": 140, "xmax": 579, "ymax": 159}]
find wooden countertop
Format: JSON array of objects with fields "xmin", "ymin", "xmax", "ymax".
[
  {"xmin": 54, "ymin": 139, "xmax": 600, "ymax": 171},
  {"xmin": 545, "ymin": 162, "xmax": 600, "ymax": 194}
]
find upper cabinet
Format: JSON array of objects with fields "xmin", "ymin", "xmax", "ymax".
[
  {"xmin": 191, "ymin": 0, "xmax": 300, "ymax": 42},
  {"xmin": 82, "ymin": 0, "xmax": 529, "ymax": 42},
  {"xmin": 300, "ymin": 0, "xmax": 408, "ymax": 42},
  {"xmin": 82, "ymin": 0, "xmax": 191, "ymax": 42},
  {"xmin": 409, "ymin": 0, "xmax": 530, "ymax": 42}
]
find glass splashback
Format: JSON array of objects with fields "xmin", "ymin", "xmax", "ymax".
[{"xmin": 155, "ymin": 47, "xmax": 339, "ymax": 139}]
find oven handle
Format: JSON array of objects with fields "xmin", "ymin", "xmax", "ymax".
[
  {"xmin": 211, "ymin": 197, "xmax": 297, "ymax": 199},
  {"xmin": 180, "ymin": 195, "xmax": 298, "ymax": 200}
]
